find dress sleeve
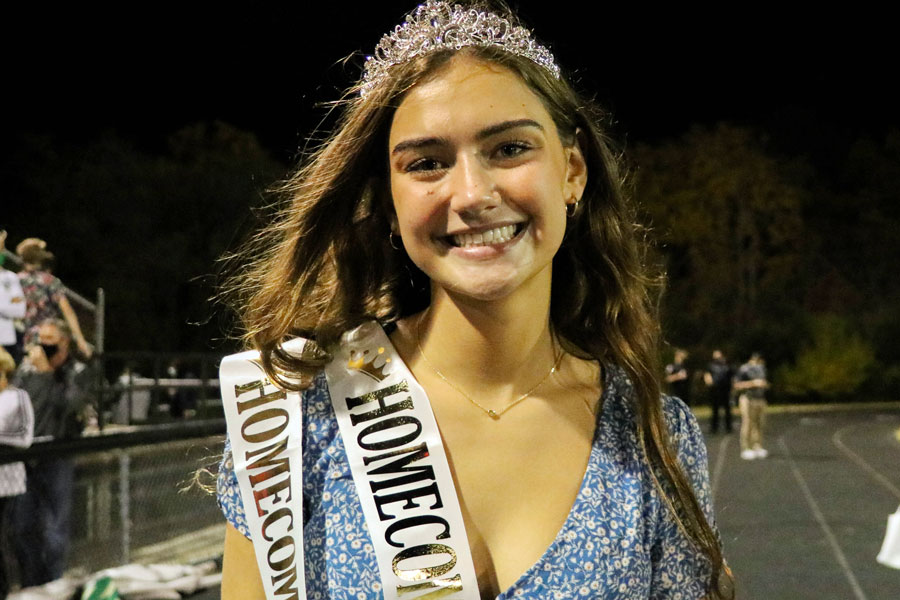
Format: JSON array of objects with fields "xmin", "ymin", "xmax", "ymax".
[
  {"xmin": 216, "ymin": 437, "xmax": 251, "ymax": 538},
  {"xmin": 649, "ymin": 395, "xmax": 718, "ymax": 599}
]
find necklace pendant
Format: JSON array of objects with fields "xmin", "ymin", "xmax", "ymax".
[{"xmin": 487, "ymin": 409, "xmax": 498, "ymax": 418}]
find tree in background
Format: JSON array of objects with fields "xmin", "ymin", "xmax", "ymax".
[
  {"xmin": 2, "ymin": 122, "xmax": 286, "ymax": 352},
  {"xmin": 778, "ymin": 314, "xmax": 875, "ymax": 400},
  {"xmin": 633, "ymin": 124, "xmax": 900, "ymax": 399},
  {"xmin": 632, "ymin": 124, "xmax": 809, "ymax": 365}
]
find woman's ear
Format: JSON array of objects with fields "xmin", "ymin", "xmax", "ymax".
[
  {"xmin": 564, "ymin": 130, "xmax": 588, "ymax": 205},
  {"xmin": 365, "ymin": 176, "xmax": 398, "ymax": 231}
]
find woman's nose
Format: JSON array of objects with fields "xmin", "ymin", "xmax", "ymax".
[{"xmin": 450, "ymin": 153, "xmax": 500, "ymax": 215}]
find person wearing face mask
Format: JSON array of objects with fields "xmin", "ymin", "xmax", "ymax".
[{"xmin": 10, "ymin": 319, "xmax": 94, "ymax": 587}]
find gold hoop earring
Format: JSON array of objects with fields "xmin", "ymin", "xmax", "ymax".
[
  {"xmin": 565, "ymin": 201, "xmax": 579, "ymax": 218},
  {"xmin": 389, "ymin": 230, "xmax": 401, "ymax": 250}
]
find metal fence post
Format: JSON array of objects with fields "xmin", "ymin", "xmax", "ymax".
[
  {"xmin": 119, "ymin": 451, "xmax": 131, "ymax": 565},
  {"xmin": 96, "ymin": 287, "xmax": 105, "ymax": 355}
]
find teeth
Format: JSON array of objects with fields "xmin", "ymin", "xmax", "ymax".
[{"xmin": 452, "ymin": 224, "xmax": 518, "ymax": 248}]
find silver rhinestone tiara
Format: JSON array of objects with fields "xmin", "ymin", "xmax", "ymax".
[{"xmin": 361, "ymin": 1, "xmax": 560, "ymax": 96}]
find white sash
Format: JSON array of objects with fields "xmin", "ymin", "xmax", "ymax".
[
  {"xmin": 221, "ymin": 323, "xmax": 478, "ymax": 599},
  {"xmin": 324, "ymin": 322, "xmax": 479, "ymax": 599},
  {"xmin": 220, "ymin": 339, "xmax": 308, "ymax": 600}
]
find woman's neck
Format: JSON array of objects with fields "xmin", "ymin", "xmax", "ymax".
[{"xmin": 413, "ymin": 275, "xmax": 556, "ymax": 400}]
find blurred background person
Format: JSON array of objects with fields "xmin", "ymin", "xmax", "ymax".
[
  {"xmin": 113, "ymin": 364, "xmax": 151, "ymax": 424},
  {"xmin": 10, "ymin": 319, "xmax": 93, "ymax": 587},
  {"xmin": 15, "ymin": 238, "xmax": 92, "ymax": 359},
  {"xmin": 704, "ymin": 349, "xmax": 734, "ymax": 434},
  {"xmin": 734, "ymin": 352, "xmax": 770, "ymax": 460},
  {"xmin": 0, "ymin": 232, "xmax": 25, "ymax": 366},
  {"xmin": 665, "ymin": 348, "xmax": 691, "ymax": 406},
  {"xmin": 0, "ymin": 347, "xmax": 34, "ymax": 599}
]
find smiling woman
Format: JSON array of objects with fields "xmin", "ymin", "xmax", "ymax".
[{"xmin": 216, "ymin": 1, "xmax": 732, "ymax": 599}]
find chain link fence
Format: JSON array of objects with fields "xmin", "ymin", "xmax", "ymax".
[
  {"xmin": 1, "ymin": 418, "xmax": 228, "ymax": 591},
  {"xmin": 68, "ymin": 434, "xmax": 226, "ymax": 574}
]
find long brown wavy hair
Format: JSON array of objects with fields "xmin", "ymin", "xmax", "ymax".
[{"xmin": 222, "ymin": 2, "xmax": 732, "ymax": 596}]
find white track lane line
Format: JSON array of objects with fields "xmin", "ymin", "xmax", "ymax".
[
  {"xmin": 710, "ymin": 434, "xmax": 731, "ymax": 501},
  {"xmin": 832, "ymin": 424, "xmax": 900, "ymax": 501},
  {"xmin": 779, "ymin": 436, "xmax": 869, "ymax": 600}
]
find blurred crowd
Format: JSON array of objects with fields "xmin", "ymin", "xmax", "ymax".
[{"xmin": 1, "ymin": 232, "xmax": 96, "ymax": 598}]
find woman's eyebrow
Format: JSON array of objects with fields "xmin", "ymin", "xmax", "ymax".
[
  {"xmin": 391, "ymin": 136, "xmax": 450, "ymax": 156},
  {"xmin": 476, "ymin": 119, "xmax": 544, "ymax": 140}
]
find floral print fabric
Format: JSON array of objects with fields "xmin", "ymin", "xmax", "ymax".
[
  {"xmin": 217, "ymin": 364, "xmax": 717, "ymax": 599},
  {"xmin": 18, "ymin": 270, "xmax": 64, "ymax": 346}
]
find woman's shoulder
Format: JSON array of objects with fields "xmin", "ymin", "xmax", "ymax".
[
  {"xmin": 597, "ymin": 365, "xmax": 707, "ymax": 471},
  {"xmin": 19, "ymin": 269, "xmax": 59, "ymax": 287},
  {"xmin": 660, "ymin": 394, "xmax": 703, "ymax": 445},
  {"xmin": 601, "ymin": 364, "xmax": 702, "ymax": 430}
]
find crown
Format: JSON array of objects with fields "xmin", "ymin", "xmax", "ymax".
[
  {"xmin": 347, "ymin": 345, "xmax": 393, "ymax": 382},
  {"xmin": 361, "ymin": 1, "xmax": 560, "ymax": 96}
]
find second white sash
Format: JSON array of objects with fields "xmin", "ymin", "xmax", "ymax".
[{"xmin": 324, "ymin": 321, "xmax": 479, "ymax": 600}]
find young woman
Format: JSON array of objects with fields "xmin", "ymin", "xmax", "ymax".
[{"xmin": 217, "ymin": 2, "xmax": 731, "ymax": 598}]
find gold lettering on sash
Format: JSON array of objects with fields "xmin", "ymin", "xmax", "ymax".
[
  {"xmin": 246, "ymin": 438, "xmax": 289, "ymax": 484},
  {"xmin": 346, "ymin": 380, "xmax": 410, "ymax": 412},
  {"xmin": 385, "ymin": 515, "xmax": 451, "ymax": 548},
  {"xmin": 261, "ymin": 507, "xmax": 294, "ymax": 542},
  {"xmin": 357, "ymin": 416, "xmax": 423, "ymax": 451},
  {"xmin": 366, "ymin": 442, "xmax": 437, "ymax": 493},
  {"xmin": 392, "ymin": 544, "xmax": 458, "ymax": 580},
  {"xmin": 241, "ymin": 408, "xmax": 289, "ymax": 443},
  {"xmin": 396, "ymin": 575, "xmax": 463, "ymax": 599},
  {"xmin": 267, "ymin": 535, "xmax": 296, "ymax": 572},
  {"xmin": 374, "ymin": 482, "xmax": 443, "ymax": 521},
  {"xmin": 271, "ymin": 566, "xmax": 301, "ymax": 600},
  {"xmin": 235, "ymin": 382, "xmax": 285, "ymax": 413}
]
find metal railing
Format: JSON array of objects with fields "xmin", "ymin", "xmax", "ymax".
[{"xmin": 96, "ymin": 352, "xmax": 224, "ymax": 427}]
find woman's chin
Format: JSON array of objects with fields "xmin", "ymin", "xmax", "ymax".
[{"xmin": 434, "ymin": 266, "xmax": 549, "ymax": 304}]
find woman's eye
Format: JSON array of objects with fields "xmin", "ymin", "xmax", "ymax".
[
  {"xmin": 495, "ymin": 142, "xmax": 531, "ymax": 159},
  {"xmin": 406, "ymin": 157, "xmax": 444, "ymax": 173}
]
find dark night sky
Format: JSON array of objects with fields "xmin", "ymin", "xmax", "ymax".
[{"xmin": 6, "ymin": 3, "xmax": 897, "ymax": 160}]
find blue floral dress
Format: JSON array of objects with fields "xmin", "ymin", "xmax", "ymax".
[{"xmin": 217, "ymin": 364, "xmax": 718, "ymax": 599}]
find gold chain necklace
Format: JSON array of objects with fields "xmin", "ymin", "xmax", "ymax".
[{"xmin": 414, "ymin": 314, "xmax": 563, "ymax": 419}]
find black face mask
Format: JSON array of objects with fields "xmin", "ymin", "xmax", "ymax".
[{"xmin": 40, "ymin": 343, "xmax": 59, "ymax": 360}]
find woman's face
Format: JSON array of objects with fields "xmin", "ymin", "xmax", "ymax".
[{"xmin": 387, "ymin": 56, "xmax": 586, "ymax": 303}]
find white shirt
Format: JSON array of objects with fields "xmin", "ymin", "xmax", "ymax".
[
  {"xmin": 0, "ymin": 269, "xmax": 25, "ymax": 346},
  {"xmin": 0, "ymin": 385, "xmax": 34, "ymax": 497}
]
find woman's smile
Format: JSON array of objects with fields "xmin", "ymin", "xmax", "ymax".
[{"xmin": 446, "ymin": 222, "xmax": 523, "ymax": 249}]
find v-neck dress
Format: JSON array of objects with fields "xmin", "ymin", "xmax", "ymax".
[{"xmin": 217, "ymin": 364, "xmax": 718, "ymax": 599}]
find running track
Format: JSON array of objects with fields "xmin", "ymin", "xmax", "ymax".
[{"xmin": 704, "ymin": 405, "xmax": 900, "ymax": 599}]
